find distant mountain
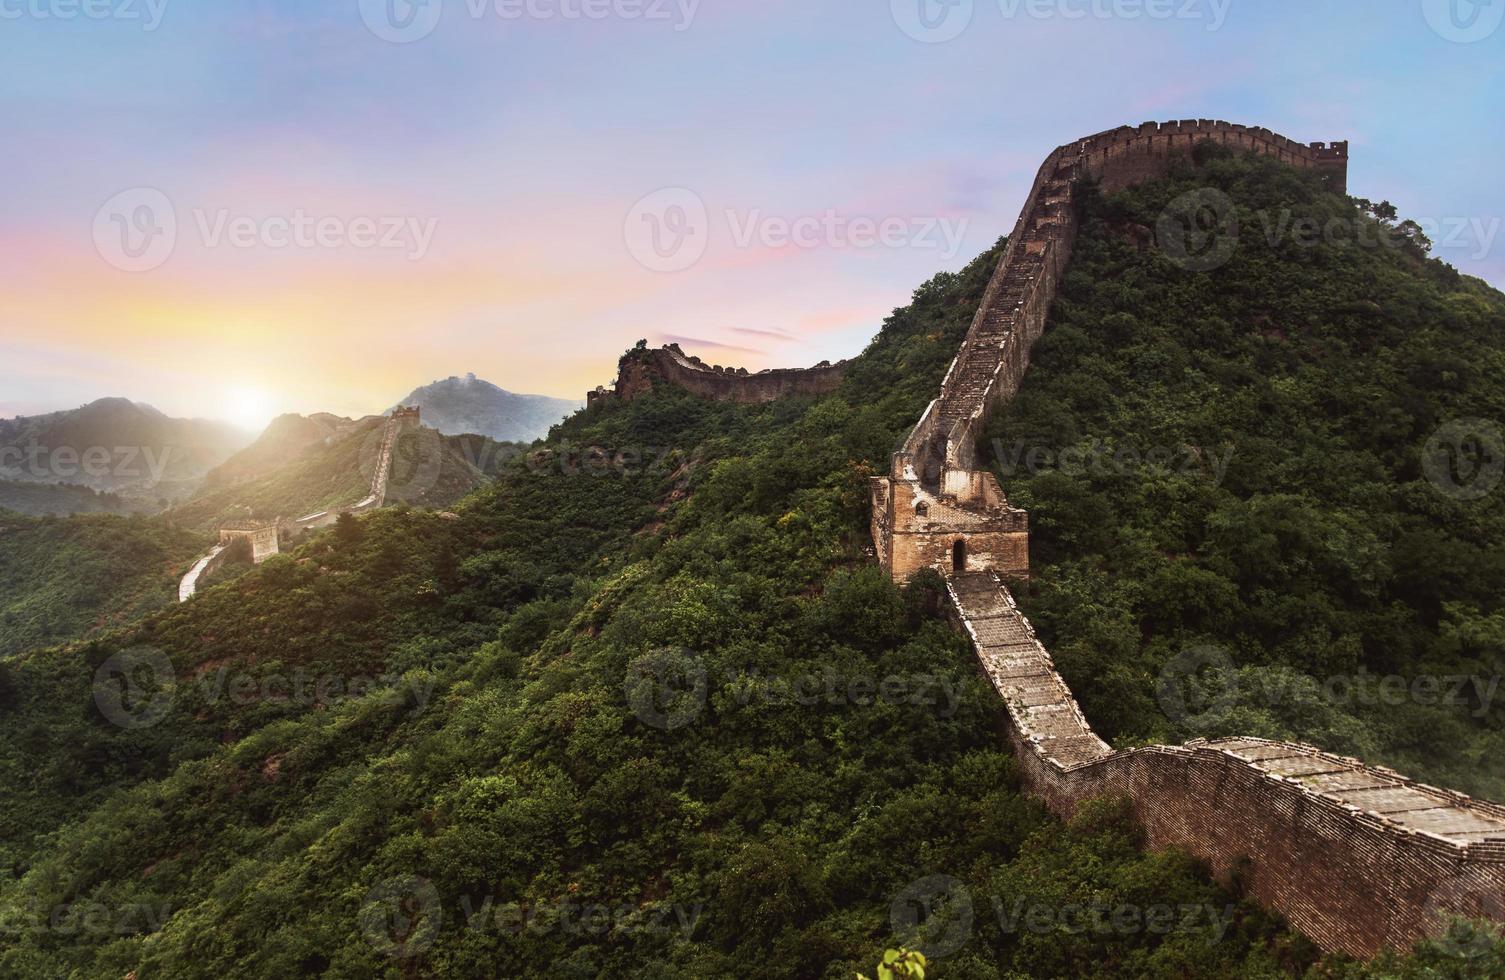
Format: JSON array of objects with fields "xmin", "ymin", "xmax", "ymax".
[
  {"xmin": 169, "ymin": 414, "xmax": 504, "ymax": 533},
  {"xmin": 204, "ymin": 412, "xmax": 355, "ymax": 487},
  {"xmin": 0, "ymin": 398, "xmax": 250, "ymax": 510},
  {"xmin": 394, "ymin": 374, "xmax": 581, "ymax": 442}
]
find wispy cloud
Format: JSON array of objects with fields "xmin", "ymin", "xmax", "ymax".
[
  {"xmin": 659, "ymin": 334, "xmax": 763, "ymax": 356},
  {"xmin": 730, "ymin": 327, "xmax": 802, "ymax": 344}
]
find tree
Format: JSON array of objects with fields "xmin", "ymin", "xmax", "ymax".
[{"xmin": 334, "ymin": 512, "xmax": 363, "ymax": 548}]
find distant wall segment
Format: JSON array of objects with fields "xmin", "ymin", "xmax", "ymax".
[{"xmin": 590, "ymin": 344, "xmax": 849, "ymax": 406}]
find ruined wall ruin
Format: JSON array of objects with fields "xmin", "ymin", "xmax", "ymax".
[{"xmin": 592, "ymin": 343, "xmax": 849, "ymax": 405}]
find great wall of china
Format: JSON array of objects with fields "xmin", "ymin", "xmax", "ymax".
[
  {"xmin": 177, "ymin": 407, "xmax": 421, "ymax": 602},
  {"xmin": 624, "ymin": 120, "xmax": 1505, "ymax": 957},
  {"xmin": 588, "ymin": 342, "xmax": 850, "ymax": 406}
]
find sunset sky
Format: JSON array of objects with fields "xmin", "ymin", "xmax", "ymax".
[{"xmin": 3, "ymin": 0, "xmax": 1501, "ymax": 429}]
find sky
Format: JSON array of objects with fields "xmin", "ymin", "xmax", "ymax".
[{"xmin": 1, "ymin": 0, "xmax": 1501, "ymax": 429}]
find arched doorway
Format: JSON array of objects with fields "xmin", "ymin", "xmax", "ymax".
[{"xmin": 952, "ymin": 539, "xmax": 966, "ymax": 573}]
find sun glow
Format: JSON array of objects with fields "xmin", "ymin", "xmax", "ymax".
[{"xmin": 223, "ymin": 385, "xmax": 277, "ymax": 433}]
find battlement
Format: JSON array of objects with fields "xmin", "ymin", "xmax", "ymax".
[
  {"xmin": 595, "ymin": 342, "xmax": 850, "ymax": 405},
  {"xmin": 391, "ymin": 405, "xmax": 421, "ymax": 423}
]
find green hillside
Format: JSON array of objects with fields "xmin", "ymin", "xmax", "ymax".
[
  {"xmin": 165, "ymin": 420, "xmax": 504, "ymax": 534},
  {"xmin": 0, "ymin": 511, "xmax": 203, "ymax": 658},
  {"xmin": 0, "ymin": 150, "xmax": 1501, "ymax": 978}
]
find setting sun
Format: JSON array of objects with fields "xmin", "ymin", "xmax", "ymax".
[{"xmin": 222, "ymin": 385, "xmax": 275, "ymax": 433}]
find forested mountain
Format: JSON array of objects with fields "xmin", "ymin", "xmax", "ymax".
[
  {"xmin": 0, "ymin": 152, "xmax": 1501, "ymax": 977},
  {"xmin": 0, "ymin": 398, "xmax": 249, "ymax": 511},
  {"xmin": 0, "ymin": 510, "xmax": 202, "ymax": 657}
]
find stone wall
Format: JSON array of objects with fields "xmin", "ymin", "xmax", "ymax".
[
  {"xmin": 875, "ymin": 120, "xmax": 1348, "ymax": 585},
  {"xmin": 886, "ymin": 124, "xmax": 1505, "ymax": 957},
  {"xmin": 596, "ymin": 343, "xmax": 850, "ymax": 405},
  {"xmin": 950, "ymin": 570, "xmax": 1505, "ymax": 959}
]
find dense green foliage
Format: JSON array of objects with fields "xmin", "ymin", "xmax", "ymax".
[
  {"xmin": 0, "ymin": 480, "xmax": 145, "ymax": 518},
  {"xmin": 0, "ymin": 510, "xmax": 201, "ymax": 658},
  {"xmin": 0, "ymin": 152, "xmax": 1501, "ymax": 977},
  {"xmin": 988, "ymin": 151, "xmax": 1505, "ymax": 800}
]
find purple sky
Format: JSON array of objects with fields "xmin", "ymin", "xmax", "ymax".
[{"xmin": 2, "ymin": 0, "xmax": 1501, "ymax": 428}]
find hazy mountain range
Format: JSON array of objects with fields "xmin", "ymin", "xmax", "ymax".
[{"xmin": 393, "ymin": 374, "xmax": 581, "ymax": 443}]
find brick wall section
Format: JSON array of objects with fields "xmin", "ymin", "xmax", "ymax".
[
  {"xmin": 908, "ymin": 127, "xmax": 1505, "ymax": 958},
  {"xmin": 597, "ymin": 343, "xmax": 850, "ymax": 405},
  {"xmin": 948, "ymin": 572, "xmax": 1505, "ymax": 958}
]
